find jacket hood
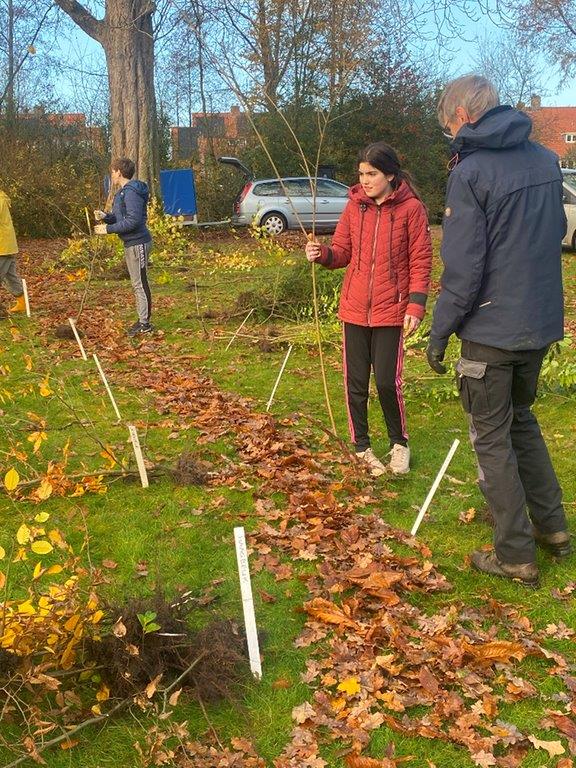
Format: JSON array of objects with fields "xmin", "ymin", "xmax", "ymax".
[
  {"xmin": 450, "ymin": 105, "xmax": 532, "ymax": 156},
  {"xmin": 349, "ymin": 179, "xmax": 415, "ymax": 207},
  {"xmin": 125, "ymin": 179, "xmax": 149, "ymax": 200}
]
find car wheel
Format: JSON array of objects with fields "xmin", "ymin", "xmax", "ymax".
[
  {"xmin": 260, "ymin": 212, "xmax": 287, "ymax": 235},
  {"xmin": 572, "ymin": 230, "xmax": 576, "ymax": 251}
]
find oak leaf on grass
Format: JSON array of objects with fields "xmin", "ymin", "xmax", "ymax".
[
  {"xmin": 527, "ymin": 735, "xmax": 565, "ymax": 756},
  {"xmin": 292, "ymin": 701, "xmax": 316, "ymax": 724}
]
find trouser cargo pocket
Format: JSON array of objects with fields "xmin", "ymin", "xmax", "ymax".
[{"xmin": 455, "ymin": 358, "xmax": 489, "ymax": 415}]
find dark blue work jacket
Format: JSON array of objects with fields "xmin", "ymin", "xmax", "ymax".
[{"xmin": 431, "ymin": 105, "xmax": 566, "ymax": 352}]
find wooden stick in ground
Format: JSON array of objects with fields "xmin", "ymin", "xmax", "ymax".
[
  {"xmin": 84, "ymin": 206, "xmax": 92, "ymax": 235},
  {"xmin": 76, "ymin": 243, "xmax": 100, "ymax": 321},
  {"xmin": 68, "ymin": 318, "xmax": 88, "ymax": 360},
  {"xmin": 411, "ymin": 439, "xmax": 460, "ymax": 537},
  {"xmin": 92, "ymin": 353, "xmax": 122, "ymax": 421},
  {"xmin": 127, "ymin": 424, "xmax": 149, "ymax": 488},
  {"xmin": 266, "ymin": 344, "xmax": 293, "ymax": 412},
  {"xmin": 234, "ymin": 526, "xmax": 262, "ymax": 680},
  {"xmin": 194, "ymin": 278, "xmax": 209, "ymax": 338},
  {"xmin": 310, "ymin": 257, "xmax": 336, "ymax": 433},
  {"xmin": 21, "ymin": 279, "xmax": 30, "ymax": 317},
  {"xmin": 225, "ymin": 307, "xmax": 255, "ymax": 351}
]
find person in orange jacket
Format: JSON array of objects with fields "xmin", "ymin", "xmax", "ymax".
[
  {"xmin": 306, "ymin": 141, "xmax": 432, "ymax": 476},
  {"xmin": 0, "ymin": 189, "xmax": 25, "ymax": 313}
]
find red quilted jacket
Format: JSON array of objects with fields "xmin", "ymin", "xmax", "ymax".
[{"xmin": 317, "ymin": 181, "xmax": 432, "ymax": 326}]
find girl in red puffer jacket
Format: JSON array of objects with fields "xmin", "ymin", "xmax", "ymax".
[{"xmin": 305, "ymin": 142, "xmax": 432, "ymax": 476}]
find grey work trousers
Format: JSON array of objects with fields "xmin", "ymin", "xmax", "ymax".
[
  {"xmin": 0, "ymin": 255, "xmax": 23, "ymax": 296},
  {"xmin": 457, "ymin": 339, "xmax": 567, "ymax": 564},
  {"xmin": 124, "ymin": 241, "xmax": 152, "ymax": 324}
]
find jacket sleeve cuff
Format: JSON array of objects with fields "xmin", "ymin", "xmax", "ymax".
[
  {"xmin": 409, "ymin": 292, "xmax": 427, "ymax": 306},
  {"xmin": 406, "ymin": 302, "xmax": 426, "ymax": 320},
  {"xmin": 317, "ymin": 245, "xmax": 333, "ymax": 267}
]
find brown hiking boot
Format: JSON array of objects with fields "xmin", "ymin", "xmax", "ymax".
[
  {"xmin": 471, "ymin": 550, "xmax": 540, "ymax": 587},
  {"xmin": 534, "ymin": 530, "xmax": 572, "ymax": 558}
]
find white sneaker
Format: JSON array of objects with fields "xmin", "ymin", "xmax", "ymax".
[
  {"xmin": 356, "ymin": 448, "xmax": 387, "ymax": 477},
  {"xmin": 389, "ymin": 444, "xmax": 410, "ymax": 475}
]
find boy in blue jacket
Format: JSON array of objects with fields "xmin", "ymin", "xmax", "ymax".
[{"xmin": 94, "ymin": 158, "xmax": 153, "ymax": 336}]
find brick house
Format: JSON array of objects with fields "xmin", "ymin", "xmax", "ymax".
[
  {"xmin": 171, "ymin": 105, "xmax": 249, "ymax": 162},
  {"xmin": 525, "ymin": 95, "xmax": 576, "ymax": 167},
  {"xmin": 21, "ymin": 108, "xmax": 105, "ymax": 152}
]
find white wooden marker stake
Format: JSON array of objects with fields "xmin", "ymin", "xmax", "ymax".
[
  {"xmin": 234, "ymin": 526, "xmax": 262, "ymax": 680},
  {"xmin": 68, "ymin": 318, "xmax": 88, "ymax": 360},
  {"xmin": 127, "ymin": 424, "xmax": 149, "ymax": 488},
  {"xmin": 266, "ymin": 344, "xmax": 293, "ymax": 412},
  {"xmin": 21, "ymin": 279, "xmax": 31, "ymax": 317},
  {"xmin": 92, "ymin": 353, "xmax": 122, "ymax": 421},
  {"xmin": 225, "ymin": 307, "xmax": 255, "ymax": 351},
  {"xmin": 411, "ymin": 439, "xmax": 460, "ymax": 537}
]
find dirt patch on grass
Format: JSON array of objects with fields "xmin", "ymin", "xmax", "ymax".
[{"xmin": 171, "ymin": 452, "xmax": 211, "ymax": 486}]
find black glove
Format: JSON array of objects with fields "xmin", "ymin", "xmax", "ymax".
[{"xmin": 426, "ymin": 343, "xmax": 447, "ymax": 374}]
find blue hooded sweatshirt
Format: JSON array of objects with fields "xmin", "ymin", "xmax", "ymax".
[
  {"xmin": 104, "ymin": 179, "xmax": 152, "ymax": 247},
  {"xmin": 430, "ymin": 105, "xmax": 567, "ymax": 352}
]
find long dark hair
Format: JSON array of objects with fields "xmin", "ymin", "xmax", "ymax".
[{"xmin": 358, "ymin": 141, "xmax": 421, "ymax": 199}]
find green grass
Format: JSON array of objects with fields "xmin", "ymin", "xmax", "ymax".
[{"xmin": 0, "ymin": 232, "xmax": 575, "ymax": 767}]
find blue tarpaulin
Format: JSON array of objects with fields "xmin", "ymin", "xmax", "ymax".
[{"xmin": 159, "ymin": 168, "xmax": 197, "ymax": 217}]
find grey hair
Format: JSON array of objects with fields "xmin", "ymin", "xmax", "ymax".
[{"xmin": 437, "ymin": 74, "xmax": 500, "ymax": 127}]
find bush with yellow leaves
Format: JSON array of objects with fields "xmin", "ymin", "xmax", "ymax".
[
  {"xmin": 58, "ymin": 200, "xmax": 194, "ymax": 274},
  {"xmin": 0, "ymin": 509, "xmax": 104, "ymax": 671}
]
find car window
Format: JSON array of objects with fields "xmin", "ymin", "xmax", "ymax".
[
  {"xmin": 282, "ymin": 179, "xmax": 309, "ymax": 196},
  {"xmin": 253, "ymin": 181, "xmax": 282, "ymax": 196},
  {"xmin": 564, "ymin": 184, "xmax": 576, "ymax": 205},
  {"xmin": 316, "ymin": 179, "xmax": 349, "ymax": 197}
]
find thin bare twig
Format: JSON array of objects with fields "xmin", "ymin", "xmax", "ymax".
[
  {"xmin": 0, "ymin": 697, "xmax": 132, "ymax": 768},
  {"xmin": 161, "ymin": 650, "xmax": 209, "ymax": 713},
  {"xmin": 197, "ymin": 695, "xmax": 223, "ymax": 749}
]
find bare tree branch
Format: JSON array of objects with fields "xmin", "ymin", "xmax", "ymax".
[{"xmin": 53, "ymin": 0, "xmax": 102, "ymax": 41}]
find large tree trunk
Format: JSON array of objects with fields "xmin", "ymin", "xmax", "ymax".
[{"xmin": 54, "ymin": 0, "xmax": 159, "ymax": 187}]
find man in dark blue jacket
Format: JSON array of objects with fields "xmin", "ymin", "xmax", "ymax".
[
  {"xmin": 427, "ymin": 74, "xmax": 571, "ymax": 586},
  {"xmin": 94, "ymin": 157, "xmax": 153, "ymax": 336}
]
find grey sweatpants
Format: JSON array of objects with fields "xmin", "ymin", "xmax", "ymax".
[
  {"xmin": 0, "ymin": 255, "xmax": 23, "ymax": 296},
  {"xmin": 124, "ymin": 241, "xmax": 152, "ymax": 324}
]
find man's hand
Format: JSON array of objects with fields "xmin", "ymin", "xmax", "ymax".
[
  {"xmin": 94, "ymin": 209, "xmax": 106, "ymax": 221},
  {"xmin": 93, "ymin": 224, "xmax": 108, "ymax": 235},
  {"xmin": 426, "ymin": 344, "xmax": 447, "ymax": 374}
]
